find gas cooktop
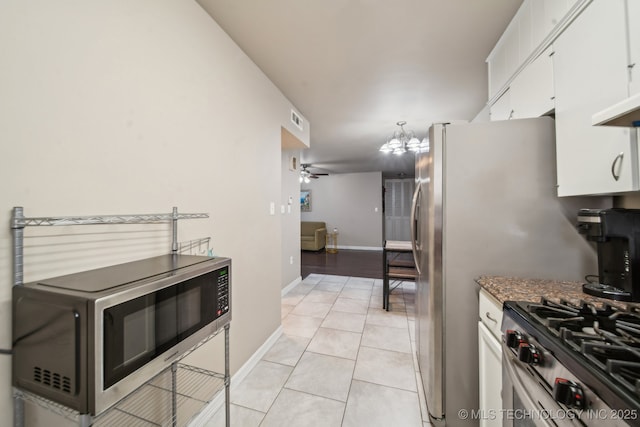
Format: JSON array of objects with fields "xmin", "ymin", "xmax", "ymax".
[
  {"xmin": 505, "ymin": 298, "xmax": 640, "ymax": 423},
  {"xmin": 527, "ymin": 299, "xmax": 640, "ymax": 394}
]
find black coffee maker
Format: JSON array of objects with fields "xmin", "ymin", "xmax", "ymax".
[{"xmin": 578, "ymin": 208, "xmax": 640, "ymax": 302}]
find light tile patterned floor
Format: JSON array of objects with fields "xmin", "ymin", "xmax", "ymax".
[{"xmin": 206, "ymin": 274, "xmax": 430, "ymax": 426}]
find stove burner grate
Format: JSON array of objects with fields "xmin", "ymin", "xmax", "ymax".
[
  {"xmin": 523, "ymin": 298, "xmax": 640, "ymax": 397},
  {"xmin": 607, "ymin": 359, "xmax": 640, "ymax": 395}
]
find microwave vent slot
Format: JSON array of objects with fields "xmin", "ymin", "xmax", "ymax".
[{"xmin": 33, "ymin": 366, "xmax": 72, "ymax": 393}]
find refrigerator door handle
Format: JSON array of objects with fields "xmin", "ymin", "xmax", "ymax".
[{"xmin": 410, "ymin": 183, "xmax": 422, "ymax": 275}]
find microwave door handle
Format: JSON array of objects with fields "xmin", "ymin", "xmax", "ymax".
[
  {"xmin": 74, "ymin": 311, "xmax": 81, "ymax": 393},
  {"xmin": 410, "ymin": 184, "xmax": 422, "ymax": 275}
]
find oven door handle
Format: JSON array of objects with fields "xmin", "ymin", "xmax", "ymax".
[{"xmin": 502, "ymin": 342, "xmax": 557, "ymax": 427}]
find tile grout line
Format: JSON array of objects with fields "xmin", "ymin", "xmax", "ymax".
[
  {"xmin": 290, "ymin": 274, "xmax": 355, "ymax": 425},
  {"xmin": 276, "ymin": 274, "xmax": 423, "ymax": 426},
  {"xmin": 259, "ymin": 276, "xmax": 324, "ymax": 425},
  {"xmin": 340, "ymin": 275, "xmax": 366, "ymax": 427}
]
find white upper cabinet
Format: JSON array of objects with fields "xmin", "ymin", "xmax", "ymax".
[
  {"xmin": 490, "ymin": 46, "xmax": 554, "ymax": 122},
  {"xmin": 538, "ymin": 0, "xmax": 576, "ymax": 37},
  {"xmin": 489, "ymin": 89, "xmax": 512, "ymax": 121},
  {"xmin": 591, "ymin": 1, "xmax": 640, "ymax": 127},
  {"xmin": 510, "ymin": 46, "xmax": 554, "ymax": 119},
  {"xmin": 487, "ymin": 0, "xmax": 578, "ymax": 100},
  {"xmin": 553, "ymin": 0, "xmax": 636, "ymax": 196},
  {"xmin": 488, "ymin": 20, "xmax": 518, "ymax": 99},
  {"xmin": 629, "ymin": 1, "xmax": 640, "ymax": 97}
]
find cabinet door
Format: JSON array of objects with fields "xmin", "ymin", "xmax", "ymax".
[
  {"xmin": 488, "ymin": 27, "xmax": 518, "ymax": 100},
  {"xmin": 488, "ymin": 45, "xmax": 507, "ymax": 100},
  {"xmin": 478, "ymin": 321, "xmax": 502, "ymax": 427},
  {"xmin": 629, "ymin": 0, "xmax": 640, "ymax": 96},
  {"xmin": 530, "ymin": 0, "xmax": 578, "ymax": 47},
  {"xmin": 479, "ymin": 289, "xmax": 503, "ymax": 339},
  {"xmin": 553, "ymin": 0, "xmax": 636, "ymax": 196},
  {"xmin": 510, "ymin": 46, "xmax": 554, "ymax": 119},
  {"xmin": 489, "ymin": 89, "xmax": 512, "ymax": 121}
]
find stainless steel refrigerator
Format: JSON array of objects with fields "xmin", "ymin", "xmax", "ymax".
[{"xmin": 411, "ymin": 117, "xmax": 609, "ymax": 426}]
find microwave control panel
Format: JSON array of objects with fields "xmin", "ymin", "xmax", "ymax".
[{"xmin": 216, "ymin": 267, "xmax": 230, "ymax": 317}]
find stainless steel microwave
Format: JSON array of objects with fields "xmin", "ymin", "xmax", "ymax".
[{"xmin": 12, "ymin": 254, "xmax": 231, "ymax": 416}]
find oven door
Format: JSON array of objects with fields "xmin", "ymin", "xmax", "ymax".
[{"xmin": 502, "ymin": 342, "xmax": 581, "ymax": 427}]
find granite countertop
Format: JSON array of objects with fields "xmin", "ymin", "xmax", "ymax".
[{"xmin": 476, "ymin": 275, "xmax": 638, "ymax": 309}]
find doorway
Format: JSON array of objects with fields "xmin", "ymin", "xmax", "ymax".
[{"xmin": 383, "ymin": 178, "xmax": 415, "ymax": 241}]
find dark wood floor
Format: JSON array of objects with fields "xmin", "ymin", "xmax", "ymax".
[{"xmin": 301, "ymin": 249, "xmax": 384, "ymax": 279}]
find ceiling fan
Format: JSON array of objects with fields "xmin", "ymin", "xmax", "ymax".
[{"xmin": 300, "ymin": 164, "xmax": 328, "ymax": 183}]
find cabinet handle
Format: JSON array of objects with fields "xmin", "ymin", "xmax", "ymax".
[
  {"xmin": 485, "ymin": 312, "xmax": 498, "ymax": 323},
  {"xmin": 611, "ymin": 152, "xmax": 624, "ymax": 181}
]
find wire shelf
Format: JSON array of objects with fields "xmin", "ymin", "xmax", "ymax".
[
  {"xmin": 93, "ymin": 364, "xmax": 225, "ymax": 427},
  {"xmin": 13, "ymin": 213, "xmax": 209, "ymax": 228},
  {"xmin": 13, "ymin": 388, "xmax": 83, "ymax": 424},
  {"xmin": 178, "ymin": 237, "xmax": 212, "ymax": 256},
  {"xmin": 15, "ymin": 363, "xmax": 225, "ymax": 427}
]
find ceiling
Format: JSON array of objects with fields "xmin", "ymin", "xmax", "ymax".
[{"xmin": 197, "ymin": 0, "xmax": 523, "ymax": 177}]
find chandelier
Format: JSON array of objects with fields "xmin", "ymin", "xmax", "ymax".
[{"xmin": 379, "ymin": 121, "xmax": 422, "ymax": 155}]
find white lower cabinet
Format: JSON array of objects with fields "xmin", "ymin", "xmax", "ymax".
[
  {"xmin": 478, "ymin": 322, "xmax": 502, "ymax": 427},
  {"xmin": 553, "ymin": 0, "xmax": 637, "ymax": 196},
  {"xmin": 478, "ymin": 290, "xmax": 503, "ymax": 427}
]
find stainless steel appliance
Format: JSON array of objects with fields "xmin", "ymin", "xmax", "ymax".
[
  {"xmin": 411, "ymin": 117, "xmax": 608, "ymax": 426},
  {"xmin": 12, "ymin": 254, "xmax": 231, "ymax": 416},
  {"xmin": 578, "ymin": 208, "xmax": 640, "ymax": 302},
  {"xmin": 502, "ymin": 299, "xmax": 640, "ymax": 427}
]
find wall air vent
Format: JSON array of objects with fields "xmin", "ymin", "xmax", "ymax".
[{"xmin": 291, "ymin": 110, "xmax": 303, "ymax": 131}]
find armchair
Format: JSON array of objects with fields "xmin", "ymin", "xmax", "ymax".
[{"xmin": 301, "ymin": 221, "xmax": 327, "ymax": 251}]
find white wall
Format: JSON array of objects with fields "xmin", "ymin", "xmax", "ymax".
[
  {"xmin": 281, "ymin": 150, "xmax": 302, "ymax": 289},
  {"xmin": 301, "ymin": 172, "xmax": 384, "ymax": 249},
  {"xmin": 0, "ymin": 0, "xmax": 307, "ymax": 422}
]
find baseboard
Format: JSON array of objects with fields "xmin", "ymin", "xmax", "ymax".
[
  {"xmin": 281, "ymin": 276, "xmax": 302, "ymax": 296},
  {"xmin": 337, "ymin": 245, "xmax": 383, "ymax": 251},
  {"xmin": 189, "ymin": 325, "xmax": 284, "ymax": 426}
]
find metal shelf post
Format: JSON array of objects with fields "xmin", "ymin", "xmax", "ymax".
[
  {"xmin": 225, "ymin": 324, "xmax": 230, "ymax": 427},
  {"xmin": 12, "ymin": 206, "xmax": 25, "ymax": 287},
  {"xmin": 12, "ymin": 207, "xmax": 25, "ymax": 427}
]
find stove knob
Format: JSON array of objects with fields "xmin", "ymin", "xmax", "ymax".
[
  {"xmin": 505, "ymin": 330, "xmax": 525, "ymax": 348},
  {"xmin": 517, "ymin": 343, "xmax": 542, "ymax": 365},
  {"xmin": 553, "ymin": 378, "xmax": 585, "ymax": 409}
]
